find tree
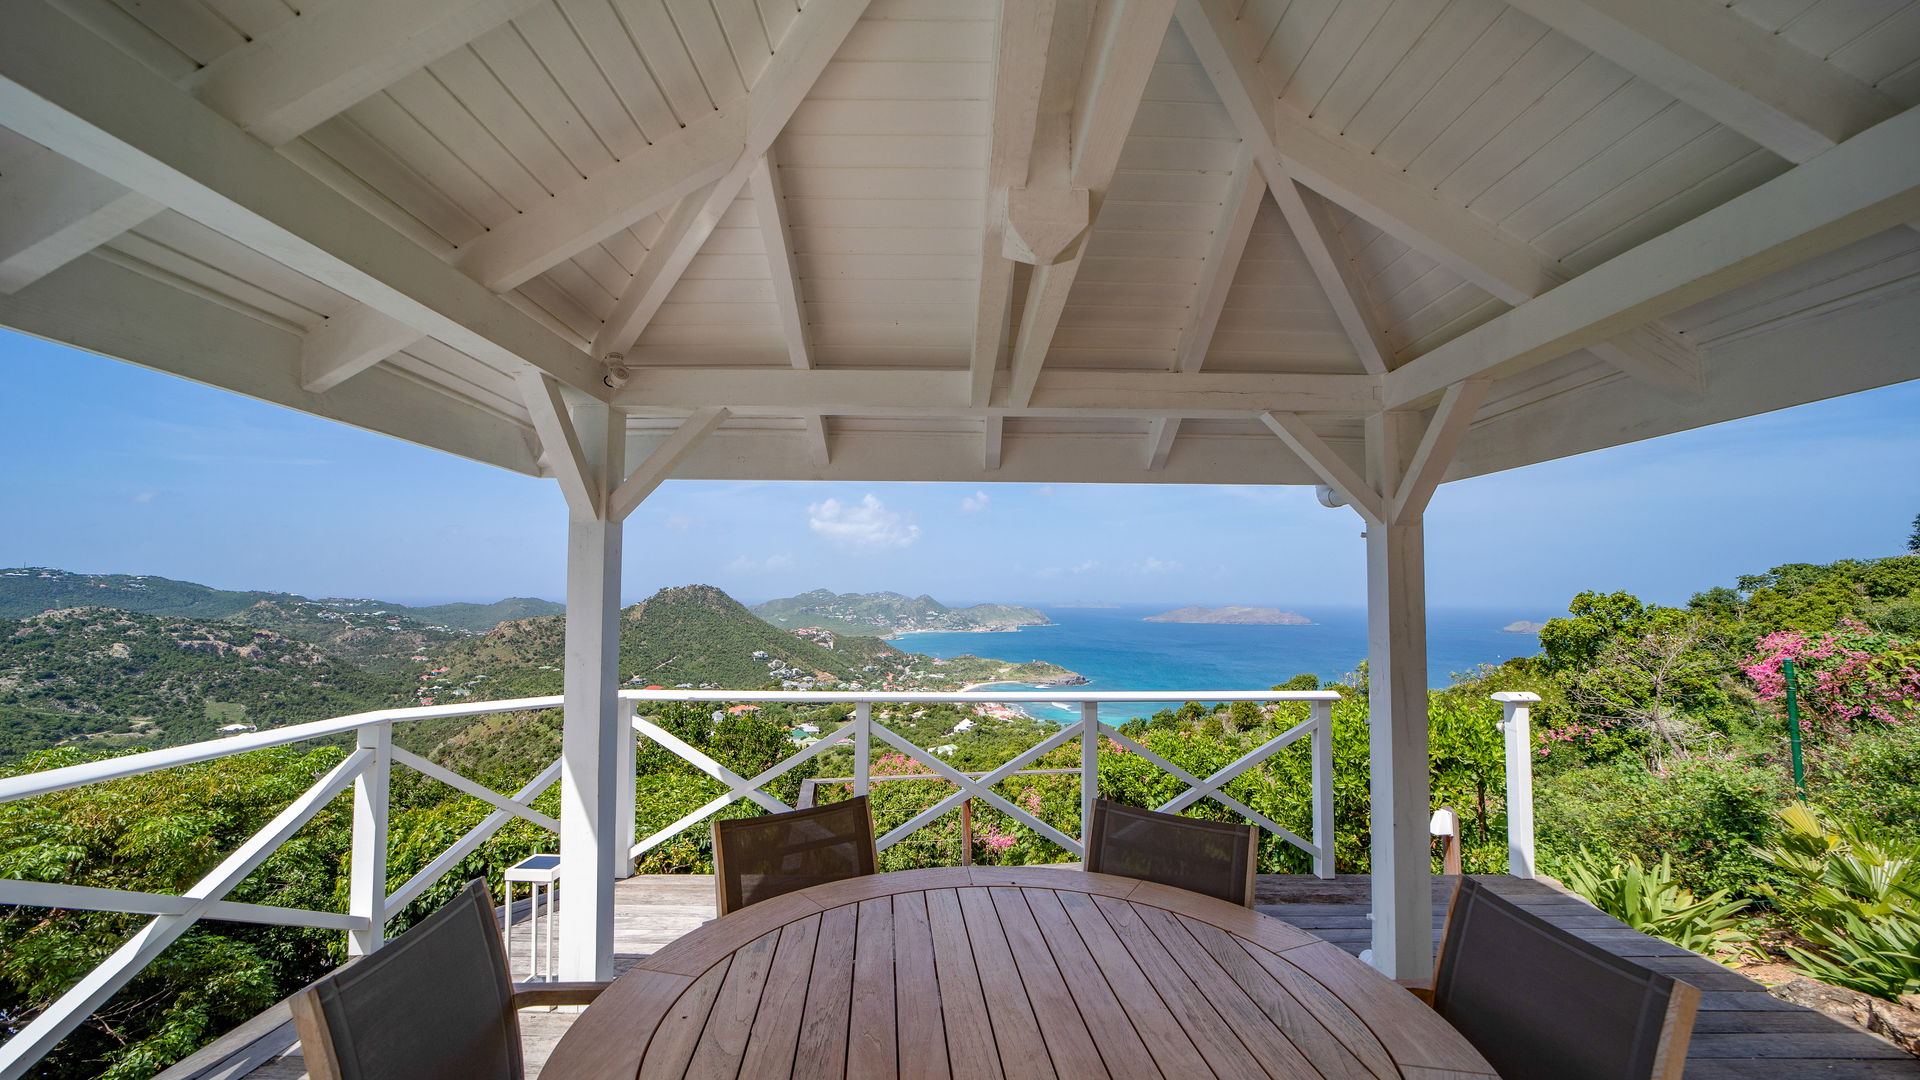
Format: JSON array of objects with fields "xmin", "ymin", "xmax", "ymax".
[{"xmin": 1908, "ymin": 512, "xmax": 1920, "ymax": 554}]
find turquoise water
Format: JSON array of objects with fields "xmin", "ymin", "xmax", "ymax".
[{"xmin": 898, "ymin": 605, "xmax": 1548, "ymax": 724}]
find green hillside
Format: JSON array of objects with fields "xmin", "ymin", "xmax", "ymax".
[
  {"xmin": 753, "ymin": 588, "xmax": 1050, "ymax": 637},
  {"xmin": 405, "ymin": 597, "xmax": 564, "ymax": 632}
]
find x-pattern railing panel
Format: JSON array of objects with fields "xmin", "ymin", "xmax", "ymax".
[{"xmin": 869, "ymin": 720, "xmax": 1087, "ymax": 854}]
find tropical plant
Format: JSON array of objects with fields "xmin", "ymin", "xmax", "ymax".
[
  {"xmin": 1555, "ymin": 848, "xmax": 1752, "ymax": 956},
  {"xmin": 1784, "ymin": 911, "xmax": 1920, "ymax": 1001},
  {"xmin": 1752, "ymin": 804, "xmax": 1920, "ymax": 1001}
]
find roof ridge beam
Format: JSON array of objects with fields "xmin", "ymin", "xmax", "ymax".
[
  {"xmin": 1499, "ymin": 0, "xmax": 1898, "ymax": 164},
  {"xmin": 0, "ymin": 1, "xmax": 605, "ymax": 397},
  {"xmin": 1384, "ymin": 103, "xmax": 1920, "ymax": 410},
  {"xmin": 1006, "ymin": 0, "xmax": 1180, "ymax": 409},
  {"xmin": 185, "ymin": 0, "xmax": 542, "ymax": 147},
  {"xmin": 591, "ymin": 0, "xmax": 874, "ymax": 358}
]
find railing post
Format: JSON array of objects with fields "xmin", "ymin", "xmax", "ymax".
[
  {"xmin": 1492, "ymin": 692, "xmax": 1540, "ymax": 878},
  {"xmin": 616, "ymin": 698, "xmax": 636, "ymax": 880},
  {"xmin": 853, "ymin": 703, "xmax": 871, "ymax": 796},
  {"xmin": 1310, "ymin": 700, "xmax": 1335, "ymax": 879},
  {"xmin": 1080, "ymin": 702, "xmax": 1099, "ymax": 858},
  {"xmin": 348, "ymin": 722, "xmax": 392, "ymax": 956}
]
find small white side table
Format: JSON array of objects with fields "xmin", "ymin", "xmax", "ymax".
[{"xmin": 504, "ymin": 854, "xmax": 560, "ymax": 983}]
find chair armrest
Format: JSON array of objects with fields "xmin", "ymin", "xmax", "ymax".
[
  {"xmin": 1395, "ymin": 977, "xmax": 1435, "ymax": 1006},
  {"xmin": 512, "ymin": 981, "xmax": 611, "ymax": 1008}
]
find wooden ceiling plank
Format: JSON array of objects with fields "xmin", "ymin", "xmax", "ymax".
[
  {"xmin": 1260, "ymin": 410, "xmax": 1385, "ymax": 522},
  {"xmin": 1499, "ymin": 0, "xmax": 1898, "ymax": 164},
  {"xmin": 1174, "ymin": 145, "xmax": 1266, "ymax": 373},
  {"xmin": 607, "ymin": 406, "xmax": 730, "ymax": 520},
  {"xmin": 1384, "ymin": 104, "xmax": 1920, "ymax": 409},
  {"xmin": 749, "ymin": 151, "xmax": 812, "ymax": 369},
  {"xmin": 300, "ymin": 304, "xmax": 425, "ymax": 393},
  {"xmin": 591, "ymin": 0, "xmax": 874, "ymax": 358},
  {"xmin": 1007, "ymin": 0, "xmax": 1180, "ymax": 409},
  {"xmin": 0, "ymin": 1, "xmax": 606, "ymax": 397},
  {"xmin": 187, "ymin": 0, "xmax": 544, "ymax": 147},
  {"xmin": 0, "ymin": 145, "xmax": 159, "ymax": 293}
]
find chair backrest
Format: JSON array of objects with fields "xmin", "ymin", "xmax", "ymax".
[
  {"xmin": 712, "ymin": 796, "xmax": 878, "ymax": 915},
  {"xmin": 290, "ymin": 879, "xmax": 521, "ymax": 1080},
  {"xmin": 1431, "ymin": 877, "xmax": 1700, "ymax": 1080},
  {"xmin": 1084, "ymin": 798, "xmax": 1259, "ymax": 907}
]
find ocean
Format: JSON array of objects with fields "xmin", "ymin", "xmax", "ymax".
[{"xmin": 895, "ymin": 605, "xmax": 1549, "ymax": 724}]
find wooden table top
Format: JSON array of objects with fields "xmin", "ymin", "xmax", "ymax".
[{"xmin": 542, "ymin": 866, "xmax": 1496, "ymax": 1080}]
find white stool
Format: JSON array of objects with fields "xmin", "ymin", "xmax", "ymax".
[{"xmin": 504, "ymin": 854, "xmax": 560, "ymax": 982}]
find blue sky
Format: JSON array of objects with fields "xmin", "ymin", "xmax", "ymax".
[{"xmin": 3, "ymin": 328, "xmax": 1915, "ymax": 614}]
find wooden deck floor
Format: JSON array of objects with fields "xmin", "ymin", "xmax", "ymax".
[{"xmin": 227, "ymin": 872, "xmax": 1916, "ymax": 1079}]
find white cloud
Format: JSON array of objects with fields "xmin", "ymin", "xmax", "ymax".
[
  {"xmin": 726, "ymin": 553, "xmax": 795, "ymax": 573},
  {"xmin": 960, "ymin": 491, "xmax": 990, "ymax": 513},
  {"xmin": 1034, "ymin": 485, "xmax": 1056, "ymax": 496},
  {"xmin": 663, "ymin": 515, "xmax": 709, "ymax": 533},
  {"xmin": 1135, "ymin": 557, "xmax": 1183, "ymax": 574},
  {"xmin": 131, "ymin": 491, "xmax": 157, "ymax": 504},
  {"xmin": 807, "ymin": 494, "xmax": 921, "ymax": 551}
]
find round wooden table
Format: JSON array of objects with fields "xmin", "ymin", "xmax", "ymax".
[{"xmin": 543, "ymin": 866, "xmax": 1496, "ymax": 1079}]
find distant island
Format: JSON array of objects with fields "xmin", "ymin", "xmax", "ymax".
[
  {"xmin": 1502, "ymin": 620, "xmax": 1547, "ymax": 634},
  {"xmin": 1051, "ymin": 601, "xmax": 1119, "ymax": 609},
  {"xmin": 753, "ymin": 589, "xmax": 1051, "ymax": 638},
  {"xmin": 1144, "ymin": 605, "xmax": 1312, "ymax": 625}
]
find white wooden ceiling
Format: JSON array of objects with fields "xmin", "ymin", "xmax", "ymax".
[{"xmin": 1, "ymin": 0, "xmax": 1917, "ymax": 493}]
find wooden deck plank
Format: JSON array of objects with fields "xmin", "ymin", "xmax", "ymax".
[
  {"xmin": 792, "ymin": 903, "xmax": 856, "ymax": 1080},
  {"xmin": 957, "ymin": 886, "xmax": 1056, "ymax": 1080},
  {"xmin": 989, "ymin": 887, "xmax": 1111, "ymax": 1079},
  {"xmin": 890, "ymin": 891, "xmax": 953, "ymax": 1080},
  {"xmin": 846, "ymin": 896, "xmax": 897, "ymax": 1080},
  {"xmin": 924, "ymin": 889, "xmax": 1009, "ymax": 1080}
]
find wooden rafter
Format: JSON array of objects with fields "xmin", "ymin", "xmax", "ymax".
[
  {"xmin": 1006, "ymin": 0, "xmax": 1180, "ymax": 409},
  {"xmin": 1260, "ymin": 411, "xmax": 1384, "ymax": 523},
  {"xmin": 591, "ymin": 0, "xmax": 874, "ymax": 358},
  {"xmin": 1174, "ymin": 145, "xmax": 1266, "ymax": 374},
  {"xmin": 607, "ymin": 408, "xmax": 730, "ymax": 521},
  {"xmin": 301, "ymin": 305, "xmax": 422, "ymax": 394},
  {"xmin": 750, "ymin": 151, "xmax": 811, "ymax": 370},
  {"xmin": 1385, "ymin": 104, "xmax": 1920, "ymax": 410},
  {"xmin": 517, "ymin": 370, "xmax": 600, "ymax": 518},
  {"xmin": 983, "ymin": 416, "xmax": 1004, "ymax": 471},
  {"xmin": 1144, "ymin": 417, "xmax": 1179, "ymax": 470},
  {"xmin": 804, "ymin": 415, "xmax": 831, "ymax": 468},
  {"xmin": 0, "ymin": 146, "xmax": 158, "ymax": 294},
  {"xmin": 1262, "ymin": 170, "xmax": 1391, "ymax": 376},
  {"xmin": 1386, "ymin": 380, "xmax": 1491, "ymax": 524}
]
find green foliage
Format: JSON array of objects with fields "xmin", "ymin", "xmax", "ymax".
[
  {"xmin": 1555, "ymin": 848, "xmax": 1751, "ymax": 955},
  {"xmin": 751, "ymin": 589, "xmax": 1049, "ymax": 637},
  {"xmin": 1752, "ymin": 805, "xmax": 1920, "ymax": 1000}
]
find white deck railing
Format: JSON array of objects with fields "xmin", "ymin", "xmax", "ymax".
[{"xmin": 0, "ymin": 687, "xmax": 1340, "ymax": 1078}]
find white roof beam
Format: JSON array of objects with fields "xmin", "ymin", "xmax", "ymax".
[
  {"xmin": 1500, "ymin": 0, "xmax": 1897, "ymax": 164},
  {"xmin": 1264, "ymin": 172, "xmax": 1391, "ymax": 376},
  {"xmin": 300, "ymin": 304, "xmax": 424, "ymax": 393},
  {"xmin": 1007, "ymin": 0, "xmax": 1180, "ymax": 409},
  {"xmin": 1179, "ymin": 0, "xmax": 1702, "ymax": 392},
  {"xmin": 805, "ymin": 414, "xmax": 831, "ymax": 468},
  {"xmin": 0, "ymin": 1, "xmax": 605, "ymax": 397},
  {"xmin": 0, "ymin": 146, "xmax": 158, "ymax": 294},
  {"xmin": 1144, "ymin": 417, "xmax": 1179, "ymax": 470},
  {"xmin": 592, "ymin": 0, "xmax": 873, "ymax": 357},
  {"xmin": 517, "ymin": 371, "xmax": 602, "ymax": 518},
  {"xmin": 606, "ymin": 407, "xmax": 730, "ymax": 521},
  {"xmin": 1260, "ymin": 411, "xmax": 1385, "ymax": 523},
  {"xmin": 983, "ymin": 415, "xmax": 1004, "ymax": 471},
  {"xmin": 1174, "ymin": 145, "xmax": 1265, "ymax": 373},
  {"xmin": 186, "ymin": 0, "xmax": 542, "ymax": 147},
  {"xmin": 1386, "ymin": 379, "xmax": 1491, "ymax": 524},
  {"xmin": 1385, "ymin": 104, "xmax": 1920, "ymax": 410},
  {"xmin": 971, "ymin": 0, "xmax": 1058, "ymax": 406},
  {"xmin": 749, "ymin": 151, "xmax": 811, "ymax": 369}
]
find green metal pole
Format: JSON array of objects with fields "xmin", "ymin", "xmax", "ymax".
[{"xmin": 1783, "ymin": 659, "xmax": 1806, "ymax": 797}]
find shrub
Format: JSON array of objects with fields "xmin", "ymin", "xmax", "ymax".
[
  {"xmin": 1555, "ymin": 848, "xmax": 1751, "ymax": 956},
  {"xmin": 1751, "ymin": 804, "xmax": 1920, "ymax": 1001}
]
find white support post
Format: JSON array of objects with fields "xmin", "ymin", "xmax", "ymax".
[
  {"xmin": 616, "ymin": 698, "xmax": 637, "ymax": 880},
  {"xmin": 1081, "ymin": 702, "xmax": 1100, "ymax": 851},
  {"xmin": 1493, "ymin": 692, "xmax": 1541, "ymax": 879},
  {"xmin": 853, "ymin": 703, "xmax": 871, "ymax": 796},
  {"xmin": 1310, "ymin": 700, "xmax": 1335, "ymax": 880},
  {"xmin": 347, "ymin": 722, "xmax": 392, "ymax": 956},
  {"xmin": 557, "ymin": 402, "xmax": 624, "ymax": 983}
]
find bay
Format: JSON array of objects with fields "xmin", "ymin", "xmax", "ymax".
[{"xmin": 896, "ymin": 605, "xmax": 1549, "ymax": 724}]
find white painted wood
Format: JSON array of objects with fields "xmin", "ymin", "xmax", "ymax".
[
  {"xmin": 606, "ymin": 406, "xmax": 730, "ymax": 521},
  {"xmin": 390, "ymin": 746, "xmax": 561, "ymax": 832},
  {"xmin": 1259, "ymin": 411, "xmax": 1385, "ymax": 522},
  {"xmin": 1364, "ymin": 409, "xmax": 1431, "ymax": 980},
  {"xmin": 1081, "ymin": 704, "xmax": 1099, "ymax": 846},
  {"xmin": 1387, "ymin": 378, "xmax": 1491, "ymax": 524},
  {"xmin": 1175, "ymin": 146, "xmax": 1266, "ymax": 373},
  {"xmin": 0, "ymin": 147, "xmax": 158, "ymax": 294},
  {"xmin": 853, "ymin": 703, "xmax": 872, "ymax": 797},
  {"xmin": 1265, "ymin": 174, "xmax": 1392, "ymax": 376},
  {"xmin": 301, "ymin": 304, "xmax": 423, "ymax": 393},
  {"xmin": 0, "ymin": 749, "xmax": 371, "ymax": 1080},
  {"xmin": 1492, "ymin": 692, "xmax": 1541, "ymax": 878},
  {"xmin": 1500, "ymin": 0, "xmax": 1897, "ymax": 164},
  {"xmin": 1144, "ymin": 416, "xmax": 1179, "ymax": 469},
  {"xmin": 557, "ymin": 401, "xmax": 624, "ymax": 983},
  {"xmin": 1386, "ymin": 103, "xmax": 1920, "ymax": 408},
  {"xmin": 386, "ymin": 760, "xmax": 563, "ymax": 912},
  {"xmin": 1310, "ymin": 700, "xmax": 1335, "ymax": 879},
  {"xmin": 186, "ymin": 0, "xmax": 543, "ymax": 146},
  {"xmin": 1587, "ymin": 325, "xmax": 1707, "ymax": 398},
  {"xmin": 592, "ymin": 0, "xmax": 875, "ymax": 357},
  {"xmin": 517, "ymin": 370, "xmax": 599, "ymax": 519},
  {"xmin": 983, "ymin": 414, "xmax": 1003, "ymax": 470},
  {"xmin": 347, "ymin": 724, "xmax": 392, "ymax": 956},
  {"xmin": 0, "ymin": 879, "xmax": 366, "ymax": 932},
  {"xmin": 0, "ymin": 2, "xmax": 605, "ymax": 396},
  {"xmin": 805, "ymin": 414, "xmax": 832, "ymax": 467},
  {"xmin": 615, "ymin": 699, "xmax": 637, "ymax": 881},
  {"xmin": 749, "ymin": 152, "xmax": 812, "ymax": 369},
  {"xmin": 1007, "ymin": 0, "xmax": 1181, "ymax": 408},
  {"xmin": 629, "ymin": 716, "xmax": 791, "ymax": 815},
  {"xmin": 455, "ymin": 108, "xmax": 748, "ymax": 291},
  {"xmin": 871, "ymin": 720, "xmax": 1087, "ymax": 854},
  {"xmin": 967, "ymin": 0, "xmax": 1046, "ymax": 408}
]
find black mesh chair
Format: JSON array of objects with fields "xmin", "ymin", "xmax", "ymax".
[
  {"xmin": 711, "ymin": 796, "xmax": 878, "ymax": 915},
  {"xmin": 1084, "ymin": 798, "xmax": 1259, "ymax": 907},
  {"xmin": 289, "ymin": 879, "xmax": 607, "ymax": 1080},
  {"xmin": 1417, "ymin": 876, "xmax": 1701, "ymax": 1080}
]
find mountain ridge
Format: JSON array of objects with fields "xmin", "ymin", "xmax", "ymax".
[{"xmin": 753, "ymin": 588, "xmax": 1051, "ymax": 637}]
